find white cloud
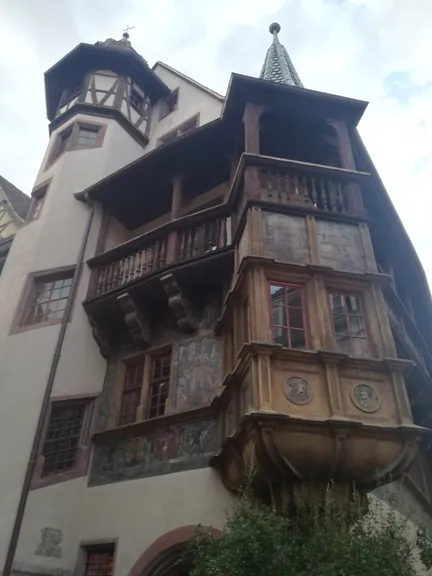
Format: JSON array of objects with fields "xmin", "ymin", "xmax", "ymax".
[{"xmin": 0, "ymin": 0, "xmax": 431, "ymax": 285}]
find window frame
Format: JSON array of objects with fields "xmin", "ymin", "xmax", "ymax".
[
  {"xmin": 129, "ymin": 86, "xmax": 145, "ymax": 114},
  {"xmin": 31, "ymin": 395, "xmax": 96, "ymax": 490},
  {"xmin": 26, "ymin": 179, "xmax": 51, "ymax": 222},
  {"xmin": 328, "ymin": 291, "xmax": 371, "ymax": 358},
  {"xmin": 118, "ymin": 358, "xmax": 145, "ymax": 426},
  {"xmin": 268, "ymin": 281, "xmax": 310, "ymax": 350},
  {"xmin": 10, "ymin": 266, "xmax": 75, "ymax": 334},
  {"xmin": 157, "ymin": 114, "xmax": 200, "ymax": 146},
  {"xmin": 45, "ymin": 121, "xmax": 107, "ymax": 169},
  {"xmin": 75, "ymin": 541, "xmax": 117, "ymax": 576},
  {"xmin": 147, "ymin": 352, "xmax": 171, "ymax": 419},
  {"xmin": 159, "ymin": 87, "xmax": 179, "ymax": 120}
]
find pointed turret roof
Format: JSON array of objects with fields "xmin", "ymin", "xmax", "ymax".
[{"xmin": 260, "ymin": 23, "xmax": 303, "ymax": 88}]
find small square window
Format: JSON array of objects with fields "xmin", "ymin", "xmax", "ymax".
[
  {"xmin": 148, "ymin": 353, "xmax": 171, "ymax": 419},
  {"xmin": 42, "ymin": 403, "xmax": 86, "ymax": 476},
  {"xmin": 28, "ymin": 184, "xmax": 49, "ymax": 222},
  {"xmin": 329, "ymin": 292, "xmax": 370, "ymax": 357},
  {"xmin": 269, "ymin": 283, "xmax": 309, "ymax": 350},
  {"xmin": 119, "ymin": 360, "xmax": 144, "ymax": 426},
  {"xmin": 129, "ymin": 87, "xmax": 144, "ymax": 113},
  {"xmin": 84, "ymin": 544, "xmax": 115, "ymax": 576},
  {"xmin": 22, "ymin": 272, "xmax": 73, "ymax": 327},
  {"xmin": 56, "ymin": 127, "xmax": 72, "ymax": 158},
  {"xmin": 160, "ymin": 88, "xmax": 179, "ymax": 119},
  {"xmin": 76, "ymin": 127, "xmax": 100, "ymax": 147}
]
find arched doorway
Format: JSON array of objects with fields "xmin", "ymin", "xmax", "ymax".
[{"xmin": 128, "ymin": 526, "xmax": 221, "ymax": 576}]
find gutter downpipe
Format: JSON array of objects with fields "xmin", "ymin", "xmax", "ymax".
[{"xmin": 2, "ymin": 194, "xmax": 95, "ymax": 576}]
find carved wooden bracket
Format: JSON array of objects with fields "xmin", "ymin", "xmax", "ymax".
[
  {"xmin": 161, "ymin": 273, "xmax": 197, "ymax": 332},
  {"xmin": 88, "ymin": 314, "xmax": 111, "ymax": 359},
  {"xmin": 117, "ymin": 292, "xmax": 151, "ymax": 346}
]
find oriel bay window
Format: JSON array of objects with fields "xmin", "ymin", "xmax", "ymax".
[
  {"xmin": 269, "ymin": 283, "xmax": 309, "ymax": 349},
  {"xmin": 329, "ymin": 292, "xmax": 370, "ymax": 357}
]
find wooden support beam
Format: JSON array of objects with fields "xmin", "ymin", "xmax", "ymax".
[
  {"xmin": 171, "ymin": 174, "xmax": 184, "ymax": 220},
  {"xmin": 161, "ymin": 272, "xmax": 197, "ymax": 332},
  {"xmin": 242, "ymin": 103, "xmax": 266, "ymax": 154},
  {"xmin": 117, "ymin": 292, "xmax": 151, "ymax": 346}
]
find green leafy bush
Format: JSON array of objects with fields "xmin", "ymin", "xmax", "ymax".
[{"xmin": 191, "ymin": 488, "xmax": 432, "ymax": 576}]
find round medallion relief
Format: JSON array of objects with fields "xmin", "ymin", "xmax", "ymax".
[
  {"xmin": 351, "ymin": 384, "xmax": 380, "ymax": 413},
  {"xmin": 284, "ymin": 377, "xmax": 311, "ymax": 405}
]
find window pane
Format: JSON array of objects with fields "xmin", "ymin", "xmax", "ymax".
[
  {"xmin": 42, "ymin": 404, "xmax": 86, "ymax": 476},
  {"xmin": 290, "ymin": 329, "xmax": 306, "ymax": 349},
  {"xmin": 332, "ymin": 314, "xmax": 349, "ymax": 335},
  {"xmin": 349, "ymin": 316, "xmax": 366, "ymax": 337},
  {"xmin": 330, "ymin": 293, "xmax": 344, "ymax": 314},
  {"xmin": 289, "ymin": 307, "xmax": 304, "ymax": 329},
  {"xmin": 286, "ymin": 287, "xmax": 302, "ymax": 308},
  {"xmin": 272, "ymin": 327, "xmax": 289, "ymax": 347},
  {"xmin": 335, "ymin": 334, "xmax": 350, "ymax": 355},
  {"xmin": 271, "ymin": 305, "xmax": 287, "ymax": 327},
  {"xmin": 346, "ymin": 295, "xmax": 360, "ymax": 314}
]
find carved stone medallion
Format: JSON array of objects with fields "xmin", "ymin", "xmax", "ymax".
[
  {"xmin": 284, "ymin": 377, "xmax": 311, "ymax": 405},
  {"xmin": 351, "ymin": 384, "xmax": 380, "ymax": 413}
]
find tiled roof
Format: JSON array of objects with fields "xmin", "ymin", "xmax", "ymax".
[{"xmin": 260, "ymin": 23, "xmax": 303, "ymax": 88}]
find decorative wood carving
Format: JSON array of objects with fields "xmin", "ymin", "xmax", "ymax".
[
  {"xmin": 88, "ymin": 314, "xmax": 111, "ymax": 359},
  {"xmin": 161, "ymin": 273, "xmax": 197, "ymax": 332},
  {"xmin": 117, "ymin": 292, "xmax": 151, "ymax": 346}
]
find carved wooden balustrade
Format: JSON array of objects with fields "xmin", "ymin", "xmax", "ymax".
[
  {"xmin": 233, "ymin": 154, "xmax": 369, "ymax": 217},
  {"xmin": 90, "ymin": 207, "xmax": 231, "ymax": 298}
]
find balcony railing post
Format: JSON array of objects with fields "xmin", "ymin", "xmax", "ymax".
[{"xmin": 166, "ymin": 230, "xmax": 178, "ymax": 265}]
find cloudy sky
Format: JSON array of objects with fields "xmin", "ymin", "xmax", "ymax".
[{"xmin": 0, "ymin": 0, "xmax": 431, "ymax": 283}]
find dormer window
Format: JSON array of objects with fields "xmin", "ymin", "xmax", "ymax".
[
  {"xmin": 160, "ymin": 88, "xmax": 179, "ymax": 120},
  {"xmin": 129, "ymin": 86, "xmax": 145, "ymax": 113}
]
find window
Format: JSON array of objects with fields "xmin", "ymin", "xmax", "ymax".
[
  {"xmin": 42, "ymin": 403, "xmax": 86, "ymax": 476},
  {"xmin": 119, "ymin": 360, "xmax": 144, "ymax": 426},
  {"xmin": 84, "ymin": 545, "xmax": 115, "ymax": 576},
  {"xmin": 46, "ymin": 122, "xmax": 106, "ymax": 168},
  {"xmin": 76, "ymin": 127, "xmax": 100, "ymax": 147},
  {"xmin": 269, "ymin": 283, "xmax": 308, "ymax": 349},
  {"xmin": 23, "ymin": 273, "xmax": 73, "ymax": 326},
  {"xmin": 56, "ymin": 127, "xmax": 73, "ymax": 158},
  {"xmin": 61, "ymin": 84, "xmax": 81, "ymax": 106},
  {"xmin": 329, "ymin": 293, "xmax": 370, "ymax": 357},
  {"xmin": 130, "ymin": 87, "xmax": 144, "ymax": 113},
  {"xmin": 158, "ymin": 115, "xmax": 199, "ymax": 146},
  {"xmin": 27, "ymin": 182, "xmax": 49, "ymax": 222},
  {"xmin": 148, "ymin": 353, "xmax": 171, "ymax": 418},
  {"xmin": 160, "ymin": 88, "xmax": 179, "ymax": 119}
]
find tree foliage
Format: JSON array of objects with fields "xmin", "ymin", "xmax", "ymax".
[{"xmin": 191, "ymin": 488, "xmax": 432, "ymax": 576}]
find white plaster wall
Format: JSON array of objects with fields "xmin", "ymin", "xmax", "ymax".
[
  {"xmin": 15, "ymin": 469, "xmax": 235, "ymax": 576},
  {"xmin": 147, "ymin": 65, "xmax": 223, "ymax": 151},
  {"xmin": 0, "ymin": 111, "xmax": 147, "ymax": 569}
]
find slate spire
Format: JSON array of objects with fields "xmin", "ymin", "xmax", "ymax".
[{"xmin": 260, "ymin": 23, "xmax": 303, "ymax": 88}]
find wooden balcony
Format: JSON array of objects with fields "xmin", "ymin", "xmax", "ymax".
[
  {"xmin": 88, "ymin": 205, "xmax": 231, "ymax": 299},
  {"xmin": 231, "ymin": 153, "xmax": 370, "ymax": 218}
]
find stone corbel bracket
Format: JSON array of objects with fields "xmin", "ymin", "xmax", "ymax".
[
  {"xmin": 161, "ymin": 273, "xmax": 197, "ymax": 332},
  {"xmin": 117, "ymin": 292, "xmax": 151, "ymax": 346}
]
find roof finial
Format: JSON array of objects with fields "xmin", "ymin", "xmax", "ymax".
[
  {"xmin": 122, "ymin": 25, "xmax": 135, "ymax": 40},
  {"xmin": 260, "ymin": 22, "xmax": 303, "ymax": 88},
  {"xmin": 269, "ymin": 22, "xmax": 281, "ymax": 35}
]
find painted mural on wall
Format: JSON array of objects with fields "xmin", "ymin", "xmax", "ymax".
[
  {"xmin": 170, "ymin": 335, "xmax": 222, "ymax": 412},
  {"xmin": 35, "ymin": 527, "xmax": 63, "ymax": 558},
  {"xmin": 89, "ymin": 417, "xmax": 218, "ymax": 486}
]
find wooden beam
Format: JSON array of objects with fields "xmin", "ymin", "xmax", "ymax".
[
  {"xmin": 171, "ymin": 174, "xmax": 184, "ymax": 220},
  {"xmin": 242, "ymin": 103, "xmax": 266, "ymax": 154}
]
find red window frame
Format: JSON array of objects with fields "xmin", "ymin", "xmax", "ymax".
[
  {"xmin": 328, "ymin": 292, "xmax": 370, "ymax": 357},
  {"xmin": 119, "ymin": 360, "xmax": 144, "ymax": 426},
  {"xmin": 84, "ymin": 544, "xmax": 115, "ymax": 576},
  {"xmin": 268, "ymin": 282, "xmax": 309, "ymax": 350},
  {"xmin": 147, "ymin": 353, "xmax": 171, "ymax": 419}
]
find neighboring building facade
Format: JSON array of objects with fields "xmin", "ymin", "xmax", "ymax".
[
  {"xmin": 0, "ymin": 24, "xmax": 432, "ymax": 576},
  {"xmin": 0, "ymin": 176, "xmax": 30, "ymax": 275}
]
